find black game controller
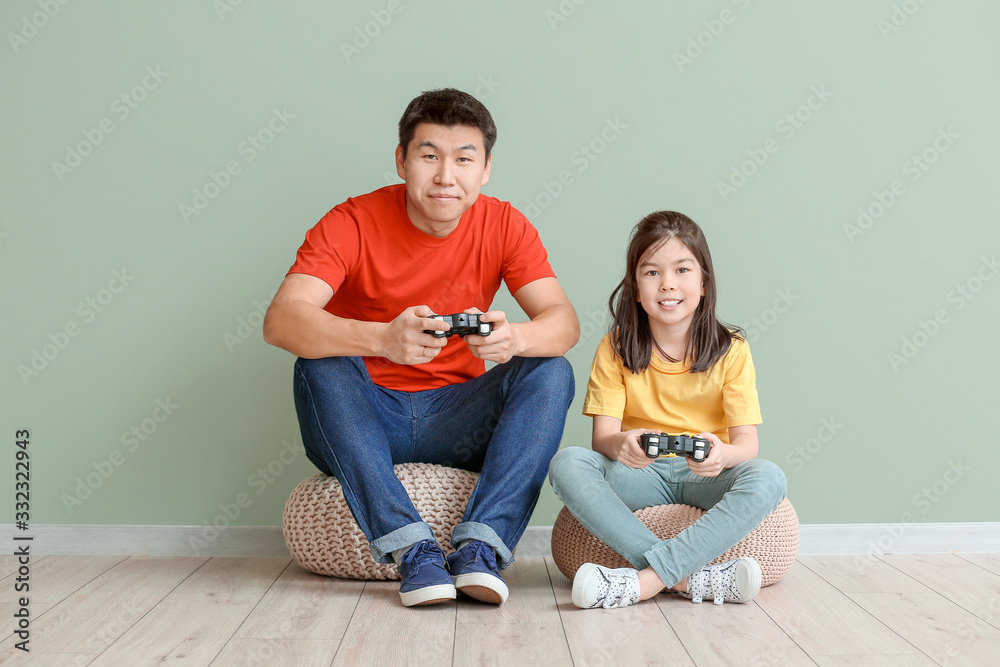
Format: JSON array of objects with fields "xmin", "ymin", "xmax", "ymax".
[
  {"xmin": 640, "ymin": 433, "xmax": 711, "ymax": 463},
  {"xmin": 424, "ymin": 313, "xmax": 493, "ymax": 338}
]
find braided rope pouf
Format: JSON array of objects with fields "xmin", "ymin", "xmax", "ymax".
[
  {"xmin": 283, "ymin": 463, "xmax": 479, "ymax": 580},
  {"xmin": 551, "ymin": 498, "xmax": 799, "ymax": 586}
]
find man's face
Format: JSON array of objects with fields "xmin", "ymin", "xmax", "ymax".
[{"xmin": 395, "ymin": 122, "xmax": 492, "ymax": 237}]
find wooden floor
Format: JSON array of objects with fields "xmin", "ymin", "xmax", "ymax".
[{"xmin": 1, "ymin": 553, "xmax": 998, "ymax": 665}]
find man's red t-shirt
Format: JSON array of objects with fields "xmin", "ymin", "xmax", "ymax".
[{"xmin": 287, "ymin": 185, "xmax": 555, "ymax": 391}]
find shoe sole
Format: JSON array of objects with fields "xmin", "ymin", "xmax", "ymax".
[
  {"xmin": 571, "ymin": 563, "xmax": 599, "ymax": 609},
  {"xmin": 732, "ymin": 557, "xmax": 762, "ymax": 603},
  {"xmin": 399, "ymin": 583, "xmax": 456, "ymax": 607},
  {"xmin": 453, "ymin": 573, "xmax": 508, "ymax": 604}
]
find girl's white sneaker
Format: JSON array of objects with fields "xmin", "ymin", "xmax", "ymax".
[
  {"xmin": 682, "ymin": 556, "xmax": 762, "ymax": 605},
  {"xmin": 572, "ymin": 562, "xmax": 641, "ymax": 609}
]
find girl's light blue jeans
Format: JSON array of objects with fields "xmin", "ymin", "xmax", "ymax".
[
  {"xmin": 548, "ymin": 446, "xmax": 786, "ymax": 588},
  {"xmin": 293, "ymin": 355, "xmax": 574, "ymax": 568}
]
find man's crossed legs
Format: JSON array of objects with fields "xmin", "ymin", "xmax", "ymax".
[{"xmin": 293, "ymin": 355, "xmax": 574, "ymax": 606}]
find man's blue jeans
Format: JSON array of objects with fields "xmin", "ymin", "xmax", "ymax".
[
  {"xmin": 293, "ymin": 355, "xmax": 574, "ymax": 568},
  {"xmin": 548, "ymin": 447, "xmax": 786, "ymax": 587}
]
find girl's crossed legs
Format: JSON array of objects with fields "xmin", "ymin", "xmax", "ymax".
[{"xmin": 548, "ymin": 447, "xmax": 786, "ymax": 597}]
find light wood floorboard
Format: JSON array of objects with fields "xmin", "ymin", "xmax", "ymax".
[
  {"xmin": 956, "ymin": 552, "xmax": 1000, "ymax": 576},
  {"xmin": 753, "ymin": 560, "xmax": 922, "ymax": 657},
  {"xmin": 88, "ymin": 556, "xmax": 288, "ymax": 666},
  {"xmin": 0, "ymin": 554, "xmax": 998, "ymax": 665},
  {"xmin": 658, "ymin": 589, "xmax": 815, "ymax": 666},
  {"xmin": 848, "ymin": 592, "xmax": 1000, "ymax": 667},
  {"xmin": 20, "ymin": 556, "xmax": 207, "ymax": 654},
  {"xmin": 232, "ymin": 561, "xmax": 365, "ymax": 641},
  {"xmin": 549, "ymin": 558, "xmax": 693, "ymax": 666},
  {"xmin": 879, "ymin": 553, "xmax": 1000, "ymax": 629}
]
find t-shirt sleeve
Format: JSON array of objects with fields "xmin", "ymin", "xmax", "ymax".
[
  {"xmin": 722, "ymin": 339, "xmax": 763, "ymax": 427},
  {"xmin": 582, "ymin": 336, "xmax": 627, "ymax": 420},
  {"xmin": 286, "ymin": 206, "xmax": 361, "ymax": 294},
  {"xmin": 500, "ymin": 206, "xmax": 556, "ymax": 294}
]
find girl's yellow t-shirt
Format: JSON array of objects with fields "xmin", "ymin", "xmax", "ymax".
[{"xmin": 582, "ymin": 333, "xmax": 762, "ymax": 444}]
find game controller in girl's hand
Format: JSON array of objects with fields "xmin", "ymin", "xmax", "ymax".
[{"xmin": 640, "ymin": 433, "xmax": 711, "ymax": 463}]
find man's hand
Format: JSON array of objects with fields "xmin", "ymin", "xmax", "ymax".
[
  {"xmin": 379, "ymin": 306, "xmax": 449, "ymax": 365},
  {"xmin": 686, "ymin": 432, "xmax": 727, "ymax": 477},
  {"xmin": 463, "ymin": 308, "xmax": 525, "ymax": 364}
]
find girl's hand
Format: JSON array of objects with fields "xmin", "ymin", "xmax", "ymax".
[
  {"xmin": 686, "ymin": 432, "xmax": 727, "ymax": 477},
  {"xmin": 614, "ymin": 430, "xmax": 658, "ymax": 469}
]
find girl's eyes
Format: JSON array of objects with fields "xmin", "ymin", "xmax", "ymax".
[{"xmin": 677, "ymin": 267, "xmax": 689, "ymax": 274}]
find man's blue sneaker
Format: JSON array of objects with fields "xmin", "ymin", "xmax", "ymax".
[
  {"xmin": 397, "ymin": 540, "xmax": 456, "ymax": 607},
  {"xmin": 446, "ymin": 540, "xmax": 509, "ymax": 604}
]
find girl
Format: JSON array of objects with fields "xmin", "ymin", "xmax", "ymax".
[{"xmin": 548, "ymin": 211, "xmax": 786, "ymax": 609}]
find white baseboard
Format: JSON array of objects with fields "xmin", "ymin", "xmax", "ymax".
[{"xmin": 5, "ymin": 522, "xmax": 999, "ymax": 558}]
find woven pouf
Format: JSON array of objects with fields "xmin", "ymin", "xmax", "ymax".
[
  {"xmin": 283, "ymin": 463, "xmax": 479, "ymax": 580},
  {"xmin": 551, "ymin": 498, "xmax": 799, "ymax": 586}
]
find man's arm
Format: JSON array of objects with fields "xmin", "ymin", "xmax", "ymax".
[
  {"xmin": 465, "ymin": 277, "xmax": 579, "ymax": 363},
  {"xmin": 262, "ymin": 273, "xmax": 448, "ymax": 362}
]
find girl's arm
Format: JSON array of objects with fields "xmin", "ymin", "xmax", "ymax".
[
  {"xmin": 592, "ymin": 415, "xmax": 656, "ymax": 469},
  {"xmin": 688, "ymin": 424, "xmax": 759, "ymax": 477}
]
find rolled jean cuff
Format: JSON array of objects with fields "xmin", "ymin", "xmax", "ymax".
[
  {"xmin": 451, "ymin": 521, "xmax": 514, "ymax": 569},
  {"xmin": 369, "ymin": 521, "xmax": 436, "ymax": 564},
  {"xmin": 642, "ymin": 542, "xmax": 685, "ymax": 590}
]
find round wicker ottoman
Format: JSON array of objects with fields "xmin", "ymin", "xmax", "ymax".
[
  {"xmin": 551, "ymin": 498, "xmax": 799, "ymax": 586},
  {"xmin": 283, "ymin": 463, "xmax": 479, "ymax": 580}
]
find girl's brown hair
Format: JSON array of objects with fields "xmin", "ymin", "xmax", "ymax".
[{"xmin": 608, "ymin": 211, "xmax": 743, "ymax": 374}]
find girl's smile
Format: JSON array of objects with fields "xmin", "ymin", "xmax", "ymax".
[{"xmin": 636, "ymin": 237, "xmax": 705, "ymax": 337}]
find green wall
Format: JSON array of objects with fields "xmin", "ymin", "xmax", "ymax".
[{"xmin": 3, "ymin": 1, "xmax": 997, "ymax": 534}]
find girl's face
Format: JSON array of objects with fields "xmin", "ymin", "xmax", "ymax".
[{"xmin": 635, "ymin": 237, "xmax": 705, "ymax": 337}]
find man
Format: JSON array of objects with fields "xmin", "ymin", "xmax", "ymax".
[{"xmin": 263, "ymin": 89, "xmax": 578, "ymax": 607}]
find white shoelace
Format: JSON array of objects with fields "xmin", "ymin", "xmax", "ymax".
[
  {"xmin": 688, "ymin": 562, "xmax": 734, "ymax": 605},
  {"xmin": 595, "ymin": 567, "xmax": 641, "ymax": 609}
]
